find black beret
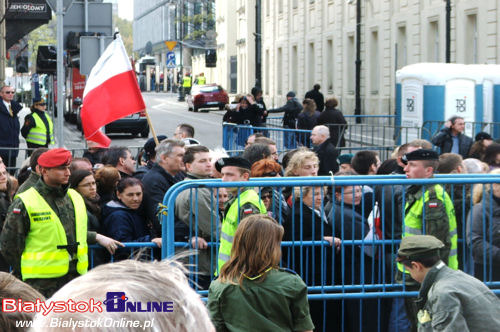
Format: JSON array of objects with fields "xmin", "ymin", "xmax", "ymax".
[
  {"xmin": 143, "ymin": 135, "xmax": 168, "ymax": 156},
  {"xmin": 215, "ymin": 157, "xmax": 252, "ymax": 172},
  {"xmin": 401, "ymin": 149, "xmax": 438, "ymax": 165},
  {"xmin": 475, "ymin": 132, "xmax": 492, "ymax": 142}
]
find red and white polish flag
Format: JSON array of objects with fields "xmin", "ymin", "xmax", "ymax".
[{"xmin": 81, "ymin": 35, "xmax": 145, "ymax": 147}]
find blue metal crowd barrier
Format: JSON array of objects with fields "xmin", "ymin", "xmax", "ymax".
[
  {"xmin": 160, "ymin": 174, "xmax": 500, "ymax": 331},
  {"xmin": 265, "ymin": 115, "xmax": 396, "ymax": 128},
  {"xmin": 88, "ymin": 242, "xmax": 159, "ymax": 268}
]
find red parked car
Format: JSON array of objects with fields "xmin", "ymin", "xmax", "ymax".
[{"xmin": 188, "ymin": 84, "xmax": 229, "ymax": 112}]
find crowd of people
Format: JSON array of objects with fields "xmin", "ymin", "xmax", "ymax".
[{"xmin": 1, "ymin": 81, "xmax": 500, "ymax": 331}]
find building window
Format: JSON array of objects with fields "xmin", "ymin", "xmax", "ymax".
[
  {"xmin": 370, "ymin": 30, "xmax": 379, "ymax": 94},
  {"xmin": 291, "ymin": 45, "xmax": 298, "ymax": 92},
  {"xmin": 428, "ymin": 20, "xmax": 439, "ymax": 62},
  {"xmin": 279, "ymin": 0, "xmax": 283, "ymax": 14},
  {"xmin": 465, "ymin": 14, "xmax": 478, "ymax": 64},
  {"xmin": 277, "ymin": 47, "xmax": 283, "ymax": 95},
  {"xmin": 347, "ymin": 35, "xmax": 355, "ymax": 93},
  {"xmin": 292, "ymin": 0, "xmax": 298, "ymax": 9},
  {"xmin": 327, "ymin": 39, "xmax": 334, "ymax": 92},
  {"xmin": 308, "ymin": 42, "xmax": 315, "ymax": 89},
  {"xmin": 396, "ymin": 25, "xmax": 407, "ymax": 69},
  {"xmin": 266, "ymin": 0, "xmax": 270, "ymax": 16}
]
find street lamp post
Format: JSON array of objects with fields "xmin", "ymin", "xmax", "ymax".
[
  {"xmin": 354, "ymin": 0, "xmax": 362, "ymax": 123},
  {"xmin": 172, "ymin": 0, "xmax": 185, "ymax": 102},
  {"xmin": 445, "ymin": 0, "xmax": 451, "ymax": 63}
]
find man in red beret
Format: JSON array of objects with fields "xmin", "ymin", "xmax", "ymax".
[{"xmin": 0, "ymin": 148, "xmax": 123, "ymax": 297}]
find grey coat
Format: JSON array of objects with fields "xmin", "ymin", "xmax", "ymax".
[{"xmin": 417, "ymin": 261, "xmax": 500, "ymax": 332}]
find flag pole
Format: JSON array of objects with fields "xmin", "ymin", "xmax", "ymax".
[{"xmin": 144, "ymin": 108, "xmax": 159, "ymax": 146}]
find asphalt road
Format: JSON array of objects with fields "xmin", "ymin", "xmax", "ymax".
[{"xmin": 63, "ymin": 92, "xmax": 225, "ymax": 151}]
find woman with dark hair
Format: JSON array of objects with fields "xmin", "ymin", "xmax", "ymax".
[
  {"xmin": 102, "ymin": 177, "xmax": 161, "ymax": 259},
  {"xmin": 283, "ymin": 186, "xmax": 340, "ymax": 331},
  {"xmin": 69, "ymin": 169, "xmax": 101, "ymax": 232},
  {"xmin": 208, "ymin": 214, "xmax": 314, "ymax": 332},
  {"xmin": 483, "ymin": 142, "xmax": 500, "ymax": 170},
  {"xmin": 329, "ymin": 170, "xmax": 389, "ymax": 332},
  {"xmin": 94, "ymin": 166, "xmax": 121, "ymax": 208},
  {"xmin": 297, "ymin": 99, "xmax": 320, "ymax": 147}
]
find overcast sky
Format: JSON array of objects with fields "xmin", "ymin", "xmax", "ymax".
[{"xmin": 104, "ymin": 0, "xmax": 133, "ymax": 21}]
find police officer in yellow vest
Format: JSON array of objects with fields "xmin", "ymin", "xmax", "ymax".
[
  {"xmin": 196, "ymin": 72, "xmax": 206, "ymax": 85},
  {"xmin": 214, "ymin": 157, "xmax": 267, "ymax": 273},
  {"xmin": 394, "ymin": 149, "xmax": 458, "ymax": 331},
  {"xmin": 182, "ymin": 73, "xmax": 192, "ymax": 95},
  {"xmin": 21, "ymin": 98, "xmax": 54, "ymax": 156},
  {"xmin": 0, "ymin": 148, "xmax": 123, "ymax": 297}
]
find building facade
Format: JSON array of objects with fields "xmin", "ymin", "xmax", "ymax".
[
  {"xmin": 226, "ymin": 0, "xmax": 500, "ymax": 112},
  {"xmin": 133, "ymin": 0, "xmax": 215, "ymax": 90}
]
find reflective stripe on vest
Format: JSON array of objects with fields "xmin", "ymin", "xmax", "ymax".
[
  {"xmin": 26, "ymin": 112, "xmax": 54, "ymax": 145},
  {"xmin": 17, "ymin": 188, "xmax": 88, "ymax": 280},
  {"xmin": 183, "ymin": 76, "xmax": 192, "ymax": 87},
  {"xmin": 217, "ymin": 190, "xmax": 267, "ymax": 273},
  {"xmin": 398, "ymin": 185, "xmax": 458, "ymax": 273}
]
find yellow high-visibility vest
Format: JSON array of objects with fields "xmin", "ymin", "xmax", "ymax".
[
  {"xmin": 26, "ymin": 112, "xmax": 54, "ymax": 145},
  {"xmin": 183, "ymin": 76, "xmax": 192, "ymax": 87},
  {"xmin": 17, "ymin": 188, "xmax": 88, "ymax": 280}
]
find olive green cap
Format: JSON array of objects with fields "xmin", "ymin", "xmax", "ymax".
[{"xmin": 397, "ymin": 235, "xmax": 444, "ymax": 261}]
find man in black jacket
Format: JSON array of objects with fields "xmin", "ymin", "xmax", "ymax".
[
  {"xmin": 304, "ymin": 84, "xmax": 324, "ymax": 111},
  {"xmin": 431, "ymin": 116, "xmax": 472, "ymax": 158},
  {"xmin": 311, "ymin": 125, "xmax": 339, "ymax": 175},
  {"xmin": 142, "ymin": 139, "xmax": 185, "ymax": 236},
  {"xmin": 0, "ymin": 86, "xmax": 23, "ymax": 173},
  {"xmin": 316, "ymin": 97, "xmax": 348, "ymax": 148},
  {"xmin": 268, "ymin": 91, "xmax": 302, "ymax": 149}
]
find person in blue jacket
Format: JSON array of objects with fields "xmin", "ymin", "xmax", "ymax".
[{"xmin": 102, "ymin": 177, "xmax": 162, "ymax": 259}]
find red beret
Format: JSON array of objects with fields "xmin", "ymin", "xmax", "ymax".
[{"xmin": 38, "ymin": 148, "xmax": 72, "ymax": 168}]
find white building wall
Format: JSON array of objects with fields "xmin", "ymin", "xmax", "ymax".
[{"xmin": 256, "ymin": 0, "xmax": 500, "ymax": 114}]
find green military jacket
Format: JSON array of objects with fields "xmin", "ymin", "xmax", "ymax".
[
  {"xmin": 416, "ymin": 261, "xmax": 500, "ymax": 331},
  {"xmin": 208, "ymin": 268, "xmax": 314, "ymax": 332},
  {"xmin": 0, "ymin": 178, "xmax": 96, "ymax": 297},
  {"xmin": 16, "ymin": 171, "xmax": 40, "ymax": 195}
]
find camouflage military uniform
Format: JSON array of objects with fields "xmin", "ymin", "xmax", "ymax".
[
  {"xmin": 16, "ymin": 171, "xmax": 40, "ymax": 195},
  {"xmin": 0, "ymin": 178, "xmax": 97, "ymax": 298}
]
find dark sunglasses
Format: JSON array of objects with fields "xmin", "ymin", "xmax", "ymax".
[
  {"xmin": 4, "ymin": 91, "xmax": 15, "ymax": 94},
  {"xmin": 37, "ymin": 103, "xmax": 47, "ymax": 106},
  {"xmin": 262, "ymin": 171, "xmax": 278, "ymax": 177}
]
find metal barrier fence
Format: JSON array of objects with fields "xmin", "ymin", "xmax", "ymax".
[
  {"xmin": 160, "ymin": 174, "xmax": 500, "ymax": 331},
  {"xmin": 265, "ymin": 115, "xmax": 396, "ymax": 128},
  {"xmin": 421, "ymin": 120, "xmax": 500, "ymax": 142},
  {"xmin": 223, "ymin": 122, "xmax": 420, "ymax": 159},
  {"xmin": 88, "ymin": 242, "xmax": 159, "ymax": 268}
]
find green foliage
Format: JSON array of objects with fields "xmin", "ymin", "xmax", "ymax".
[
  {"xmin": 113, "ymin": 15, "xmax": 134, "ymax": 56},
  {"xmin": 26, "ymin": 18, "xmax": 57, "ymax": 71},
  {"xmin": 177, "ymin": 12, "xmax": 215, "ymax": 41}
]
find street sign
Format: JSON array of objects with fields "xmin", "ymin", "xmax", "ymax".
[
  {"xmin": 165, "ymin": 41, "xmax": 177, "ymax": 51},
  {"xmin": 166, "ymin": 51, "xmax": 176, "ymax": 69},
  {"xmin": 46, "ymin": 0, "xmax": 74, "ymax": 13},
  {"xmin": 80, "ymin": 36, "xmax": 114, "ymax": 76},
  {"xmin": 63, "ymin": 2, "xmax": 112, "ymax": 49}
]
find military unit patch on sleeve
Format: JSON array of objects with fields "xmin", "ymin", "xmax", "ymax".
[
  {"xmin": 428, "ymin": 202, "xmax": 438, "ymax": 208},
  {"xmin": 13, "ymin": 208, "xmax": 21, "ymax": 214},
  {"xmin": 243, "ymin": 208, "xmax": 254, "ymax": 215}
]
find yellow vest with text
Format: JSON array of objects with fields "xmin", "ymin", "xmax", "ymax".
[
  {"xmin": 17, "ymin": 188, "xmax": 88, "ymax": 280},
  {"xmin": 197, "ymin": 76, "xmax": 206, "ymax": 85},
  {"xmin": 398, "ymin": 184, "xmax": 458, "ymax": 273},
  {"xmin": 183, "ymin": 76, "xmax": 192, "ymax": 87},
  {"xmin": 26, "ymin": 112, "xmax": 54, "ymax": 145},
  {"xmin": 217, "ymin": 190, "xmax": 266, "ymax": 273}
]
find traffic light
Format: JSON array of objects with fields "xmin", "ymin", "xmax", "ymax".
[
  {"xmin": 205, "ymin": 49, "xmax": 216, "ymax": 67},
  {"xmin": 16, "ymin": 56, "xmax": 29, "ymax": 73},
  {"xmin": 36, "ymin": 45, "xmax": 57, "ymax": 74}
]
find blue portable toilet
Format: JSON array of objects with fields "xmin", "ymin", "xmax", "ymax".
[
  {"xmin": 396, "ymin": 63, "xmax": 486, "ymax": 143},
  {"xmin": 470, "ymin": 65, "xmax": 500, "ymax": 138}
]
